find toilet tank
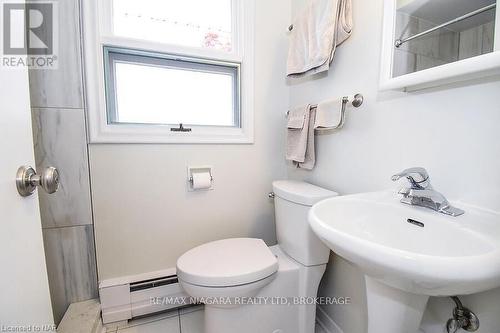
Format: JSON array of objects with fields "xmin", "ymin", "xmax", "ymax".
[{"xmin": 272, "ymin": 180, "xmax": 338, "ymax": 266}]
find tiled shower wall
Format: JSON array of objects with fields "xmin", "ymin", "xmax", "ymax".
[
  {"xmin": 393, "ymin": 12, "xmax": 495, "ymax": 77},
  {"xmin": 28, "ymin": 0, "xmax": 97, "ymax": 325},
  {"xmin": 458, "ymin": 21, "xmax": 495, "ymax": 60}
]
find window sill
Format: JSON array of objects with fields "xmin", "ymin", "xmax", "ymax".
[{"xmin": 87, "ymin": 123, "xmax": 254, "ymax": 144}]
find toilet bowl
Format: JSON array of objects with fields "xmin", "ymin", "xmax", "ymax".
[{"xmin": 177, "ymin": 180, "xmax": 338, "ymax": 333}]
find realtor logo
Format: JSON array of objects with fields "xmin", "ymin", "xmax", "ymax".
[{"xmin": 1, "ymin": 1, "xmax": 58, "ymax": 69}]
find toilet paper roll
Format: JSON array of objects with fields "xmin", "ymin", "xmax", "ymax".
[{"xmin": 191, "ymin": 172, "xmax": 212, "ymax": 190}]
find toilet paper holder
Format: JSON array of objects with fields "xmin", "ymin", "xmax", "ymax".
[{"xmin": 187, "ymin": 166, "xmax": 214, "ymax": 190}]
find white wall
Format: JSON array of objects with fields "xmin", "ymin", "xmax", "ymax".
[
  {"xmin": 89, "ymin": 0, "xmax": 290, "ymax": 280},
  {"xmin": 289, "ymin": 0, "xmax": 500, "ymax": 332}
]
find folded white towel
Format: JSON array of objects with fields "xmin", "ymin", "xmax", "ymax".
[
  {"xmin": 298, "ymin": 108, "xmax": 317, "ymax": 170},
  {"xmin": 287, "ymin": 0, "xmax": 352, "ymax": 78},
  {"xmin": 314, "ymin": 98, "xmax": 343, "ymax": 129},
  {"xmin": 286, "ymin": 105, "xmax": 317, "ymax": 170},
  {"xmin": 287, "ymin": 109, "xmax": 307, "ymax": 129}
]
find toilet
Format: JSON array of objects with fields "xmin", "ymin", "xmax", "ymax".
[{"xmin": 177, "ymin": 180, "xmax": 338, "ymax": 333}]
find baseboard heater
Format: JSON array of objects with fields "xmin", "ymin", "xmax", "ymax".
[{"xmin": 99, "ymin": 268, "xmax": 192, "ymax": 324}]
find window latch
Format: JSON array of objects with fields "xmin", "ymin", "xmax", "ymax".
[{"xmin": 170, "ymin": 123, "xmax": 192, "ymax": 132}]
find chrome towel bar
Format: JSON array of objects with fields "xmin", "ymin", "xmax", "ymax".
[
  {"xmin": 312, "ymin": 93, "xmax": 363, "ymax": 109},
  {"xmin": 286, "ymin": 93, "xmax": 363, "ymax": 130}
]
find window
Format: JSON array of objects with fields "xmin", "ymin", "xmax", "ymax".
[
  {"xmin": 112, "ymin": 0, "xmax": 233, "ymax": 52},
  {"xmin": 104, "ymin": 48, "xmax": 240, "ymax": 127},
  {"xmin": 83, "ymin": 0, "xmax": 254, "ymax": 143}
]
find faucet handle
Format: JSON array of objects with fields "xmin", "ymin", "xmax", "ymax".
[{"xmin": 391, "ymin": 167, "xmax": 431, "ymax": 190}]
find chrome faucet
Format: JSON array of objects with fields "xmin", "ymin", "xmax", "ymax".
[{"xmin": 391, "ymin": 167, "xmax": 464, "ymax": 217}]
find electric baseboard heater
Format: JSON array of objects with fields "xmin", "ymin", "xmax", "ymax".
[{"xmin": 99, "ymin": 269, "xmax": 193, "ymax": 324}]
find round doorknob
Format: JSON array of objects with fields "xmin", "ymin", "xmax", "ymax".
[
  {"xmin": 16, "ymin": 166, "xmax": 60, "ymax": 197},
  {"xmin": 39, "ymin": 167, "xmax": 59, "ymax": 194}
]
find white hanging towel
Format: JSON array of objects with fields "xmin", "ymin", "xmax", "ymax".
[
  {"xmin": 286, "ymin": 105, "xmax": 317, "ymax": 170},
  {"xmin": 287, "ymin": 0, "xmax": 352, "ymax": 78},
  {"xmin": 298, "ymin": 107, "xmax": 317, "ymax": 170},
  {"xmin": 286, "ymin": 105, "xmax": 311, "ymax": 163}
]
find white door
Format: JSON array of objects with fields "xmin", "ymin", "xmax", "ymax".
[{"xmin": 0, "ymin": 67, "xmax": 54, "ymax": 325}]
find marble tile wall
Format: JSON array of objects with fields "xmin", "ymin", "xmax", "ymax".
[
  {"xmin": 393, "ymin": 49, "xmax": 416, "ymax": 77},
  {"xmin": 459, "ymin": 25, "xmax": 484, "ymax": 60},
  {"xmin": 31, "ymin": 108, "xmax": 92, "ymax": 228},
  {"xmin": 28, "ymin": 0, "xmax": 97, "ymax": 325},
  {"xmin": 42, "ymin": 226, "xmax": 98, "ymax": 323},
  {"xmin": 29, "ymin": 0, "xmax": 84, "ymax": 109},
  {"xmin": 458, "ymin": 21, "xmax": 495, "ymax": 60},
  {"xmin": 482, "ymin": 21, "xmax": 495, "ymax": 54}
]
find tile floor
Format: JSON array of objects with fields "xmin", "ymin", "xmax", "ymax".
[{"xmin": 105, "ymin": 305, "xmax": 327, "ymax": 333}]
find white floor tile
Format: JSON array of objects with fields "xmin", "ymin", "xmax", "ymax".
[
  {"xmin": 57, "ymin": 299, "xmax": 101, "ymax": 333},
  {"xmin": 179, "ymin": 309, "xmax": 204, "ymax": 333},
  {"xmin": 117, "ymin": 315, "xmax": 180, "ymax": 333},
  {"xmin": 112, "ymin": 308, "xmax": 327, "ymax": 333}
]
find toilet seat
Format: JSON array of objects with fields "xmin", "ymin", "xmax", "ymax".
[{"xmin": 177, "ymin": 238, "xmax": 278, "ymax": 287}]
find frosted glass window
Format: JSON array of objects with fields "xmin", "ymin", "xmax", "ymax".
[
  {"xmin": 112, "ymin": 0, "xmax": 233, "ymax": 52},
  {"xmin": 104, "ymin": 48, "xmax": 240, "ymax": 127}
]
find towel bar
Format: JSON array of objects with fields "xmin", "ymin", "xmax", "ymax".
[
  {"xmin": 312, "ymin": 93, "xmax": 363, "ymax": 109},
  {"xmin": 286, "ymin": 93, "xmax": 363, "ymax": 131}
]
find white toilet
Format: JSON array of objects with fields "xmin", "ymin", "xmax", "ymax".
[{"xmin": 177, "ymin": 180, "xmax": 338, "ymax": 333}]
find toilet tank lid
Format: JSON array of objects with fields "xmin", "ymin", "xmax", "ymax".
[{"xmin": 272, "ymin": 180, "xmax": 338, "ymax": 206}]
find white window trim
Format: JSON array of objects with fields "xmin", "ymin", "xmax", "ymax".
[{"xmin": 82, "ymin": 0, "xmax": 254, "ymax": 144}]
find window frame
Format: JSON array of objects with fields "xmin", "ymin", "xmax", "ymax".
[
  {"xmin": 82, "ymin": 0, "xmax": 254, "ymax": 144},
  {"xmin": 103, "ymin": 47, "xmax": 241, "ymax": 128}
]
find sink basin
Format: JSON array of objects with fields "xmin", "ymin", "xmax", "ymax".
[{"xmin": 309, "ymin": 191, "xmax": 500, "ymax": 333}]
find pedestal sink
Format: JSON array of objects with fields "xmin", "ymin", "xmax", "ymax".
[{"xmin": 308, "ymin": 191, "xmax": 500, "ymax": 333}]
